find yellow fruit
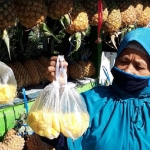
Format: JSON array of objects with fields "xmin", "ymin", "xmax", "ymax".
[
  {"xmin": 66, "ymin": 1, "xmax": 89, "ymax": 35},
  {"xmin": 0, "ymin": 84, "xmax": 16, "ymax": 104},
  {"xmin": 60, "ymin": 113, "xmax": 89, "ymax": 139},
  {"xmin": 27, "ymin": 111, "xmax": 60, "ymax": 139}
]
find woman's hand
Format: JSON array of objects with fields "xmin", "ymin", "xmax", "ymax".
[{"xmin": 46, "ymin": 56, "xmax": 68, "ymax": 85}]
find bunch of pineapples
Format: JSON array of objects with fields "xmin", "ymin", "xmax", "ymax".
[{"xmin": 15, "ymin": 0, "xmax": 47, "ymax": 29}]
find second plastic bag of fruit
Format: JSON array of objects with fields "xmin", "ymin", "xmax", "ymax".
[
  {"xmin": 27, "ymin": 56, "xmax": 62, "ymax": 139},
  {"xmin": 59, "ymin": 56, "xmax": 90, "ymax": 140}
]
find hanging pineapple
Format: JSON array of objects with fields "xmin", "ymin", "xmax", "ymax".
[
  {"xmin": 15, "ymin": 0, "xmax": 47, "ymax": 29},
  {"xmin": 118, "ymin": 0, "xmax": 137, "ymax": 28},
  {"xmin": 102, "ymin": 0, "xmax": 122, "ymax": 49},
  {"xmin": 82, "ymin": 0, "xmax": 108, "ymax": 26},
  {"xmin": 47, "ymin": 0, "xmax": 73, "ymax": 19},
  {"xmin": 132, "ymin": 0, "xmax": 143, "ymax": 22},
  {"xmin": 64, "ymin": 1, "xmax": 89, "ymax": 35},
  {"xmin": 137, "ymin": 0, "xmax": 150, "ymax": 27},
  {"xmin": 0, "ymin": 0, "xmax": 16, "ymax": 30}
]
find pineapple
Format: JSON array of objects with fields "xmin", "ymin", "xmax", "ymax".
[
  {"xmin": 65, "ymin": 1, "xmax": 89, "ymax": 35},
  {"xmin": 3, "ymin": 129, "xmax": 25, "ymax": 150},
  {"xmin": 0, "ymin": 142, "xmax": 10, "ymax": 150},
  {"xmin": 132, "ymin": 0, "xmax": 143, "ymax": 21},
  {"xmin": 25, "ymin": 133, "xmax": 55, "ymax": 150},
  {"xmin": 82, "ymin": 0, "xmax": 108, "ymax": 26},
  {"xmin": 0, "ymin": 0, "xmax": 16, "ymax": 30},
  {"xmin": 137, "ymin": 0, "xmax": 150, "ymax": 27},
  {"xmin": 69, "ymin": 63, "xmax": 84, "ymax": 79},
  {"xmin": 101, "ymin": 0, "xmax": 121, "ymax": 49},
  {"xmin": 23, "ymin": 60, "xmax": 40, "ymax": 86},
  {"xmin": 84, "ymin": 60, "xmax": 96, "ymax": 77},
  {"xmin": 38, "ymin": 56, "xmax": 49, "ymax": 69},
  {"xmin": 47, "ymin": 0, "xmax": 73, "ymax": 19},
  {"xmin": 102, "ymin": 0, "xmax": 121, "ymax": 34},
  {"xmin": 33, "ymin": 59, "xmax": 47, "ymax": 82},
  {"xmin": 118, "ymin": 0, "xmax": 137, "ymax": 28},
  {"xmin": 7, "ymin": 62, "xmax": 32, "ymax": 89},
  {"xmin": 7, "ymin": 63, "xmax": 26, "ymax": 90},
  {"xmin": 16, "ymin": 0, "xmax": 47, "ymax": 28}
]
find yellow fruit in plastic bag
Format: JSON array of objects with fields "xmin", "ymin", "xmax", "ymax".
[
  {"xmin": 27, "ymin": 111, "xmax": 60, "ymax": 139},
  {"xmin": 0, "ymin": 84, "xmax": 16, "ymax": 104},
  {"xmin": 60, "ymin": 113, "xmax": 89, "ymax": 139}
]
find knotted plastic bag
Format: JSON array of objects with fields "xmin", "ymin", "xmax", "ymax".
[
  {"xmin": 59, "ymin": 56, "xmax": 90, "ymax": 140},
  {"xmin": 0, "ymin": 61, "xmax": 17, "ymax": 104},
  {"xmin": 27, "ymin": 56, "xmax": 62, "ymax": 139}
]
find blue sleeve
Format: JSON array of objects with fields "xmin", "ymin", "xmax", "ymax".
[
  {"xmin": 81, "ymin": 86, "xmax": 109, "ymax": 121},
  {"xmin": 67, "ymin": 137, "xmax": 83, "ymax": 150}
]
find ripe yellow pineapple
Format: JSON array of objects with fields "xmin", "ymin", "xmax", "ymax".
[
  {"xmin": 3, "ymin": 129, "xmax": 25, "ymax": 150},
  {"xmin": 47, "ymin": 0, "xmax": 73, "ymax": 19},
  {"xmin": 132, "ymin": 0, "xmax": 143, "ymax": 21},
  {"xmin": 0, "ymin": 0, "xmax": 16, "ymax": 30},
  {"xmin": 102, "ymin": 0, "xmax": 121, "ymax": 34},
  {"xmin": 137, "ymin": 0, "xmax": 150, "ymax": 27},
  {"xmin": 0, "ymin": 142, "xmax": 10, "ymax": 150},
  {"xmin": 118, "ymin": 0, "xmax": 137, "ymax": 28},
  {"xmin": 16, "ymin": 0, "xmax": 47, "ymax": 28},
  {"xmin": 65, "ymin": 1, "xmax": 89, "ymax": 35},
  {"xmin": 82, "ymin": 0, "xmax": 108, "ymax": 26}
]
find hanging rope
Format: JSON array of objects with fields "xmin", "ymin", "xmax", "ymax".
[{"xmin": 96, "ymin": 0, "xmax": 103, "ymax": 43}]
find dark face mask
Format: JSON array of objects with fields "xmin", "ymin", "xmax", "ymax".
[{"xmin": 111, "ymin": 66, "xmax": 150, "ymax": 94}]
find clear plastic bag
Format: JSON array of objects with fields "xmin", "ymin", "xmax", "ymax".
[
  {"xmin": 59, "ymin": 56, "xmax": 90, "ymax": 140},
  {"xmin": 27, "ymin": 55, "xmax": 90, "ymax": 140},
  {"xmin": 27, "ymin": 56, "xmax": 62, "ymax": 139},
  {"xmin": 0, "ymin": 61, "xmax": 17, "ymax": 104}
]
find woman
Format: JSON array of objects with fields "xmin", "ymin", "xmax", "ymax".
[{"xmin": 46, "ymin": 28, "xmax": 150, "ymax": 150}]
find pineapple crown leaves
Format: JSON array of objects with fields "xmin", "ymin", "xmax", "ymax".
[
  {"xmin": 39, "ymin": 22, "xmax": 62, "ymax": 43},
  {"xmin": 59, "ymin": 14, "xmax": 71, "ymax": 30},
  {"xmin": 68, "ymin": 32, "xmax": 82, "ymax": 57}
]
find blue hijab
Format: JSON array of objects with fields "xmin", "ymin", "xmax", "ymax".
[{"xmin": 111, "ymin": 28, "xmax": 150, "ymax": 94}]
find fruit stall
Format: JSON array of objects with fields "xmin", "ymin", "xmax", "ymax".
[{"xmin": 0, "ymin": 0, "xmax": 148, "ymax": 149}]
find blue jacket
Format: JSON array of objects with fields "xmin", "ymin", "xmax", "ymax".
[{"xmin": 67, "ymin": 83, "xmax": 150, "ymax": 150}]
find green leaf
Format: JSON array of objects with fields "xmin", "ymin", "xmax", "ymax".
[{"xmin": 39, "ymin": 23, "xmax": 62, "ymax": 43}]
